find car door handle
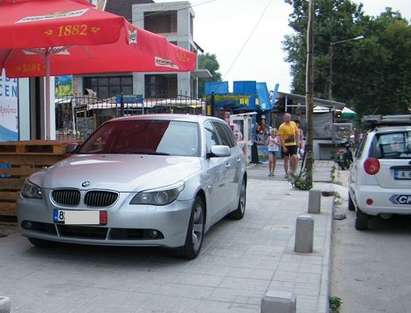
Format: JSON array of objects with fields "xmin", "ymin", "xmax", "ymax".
[
  {"xmin": 236, "ymin": 158, "xmax": 241, "ymax": 162},
  {"xmin": 225, "ymin": 162, "xmax": 231, "ymax": 168}
]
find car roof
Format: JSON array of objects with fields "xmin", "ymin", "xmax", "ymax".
[
  {"xmin": 109, "ymin": 114, "xmax": 222, "ymax": 124},
  {"xmin": 373, "ymin": 125, "xmax": 411, "ymax": 134}
]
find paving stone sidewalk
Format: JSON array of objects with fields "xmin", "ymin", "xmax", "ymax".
[{"xmin": 0, "ymin": 165, "xmax": 334, "ymax": 313}]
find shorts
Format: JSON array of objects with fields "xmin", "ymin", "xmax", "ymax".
[{"xmin": 283, "ymin": 145, "xmax": 297, "ymax": 157}]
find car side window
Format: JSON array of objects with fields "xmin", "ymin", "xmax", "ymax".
[
  {"xmin": 213, "ymin": 122, "xmax": 235, "ymax": 148},
  {"xmin": 222, "ymin": 123, "xmax": 237, "ymax": 147},
  {"xmin": 204, "ymin": 121, "xmax": 222, "ymax": 151}
]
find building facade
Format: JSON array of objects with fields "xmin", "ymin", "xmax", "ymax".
[{"xmin": 73, "ymin": 0, "xmax": 207, "ymax": 99}]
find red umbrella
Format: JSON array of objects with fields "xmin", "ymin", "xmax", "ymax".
[
  {"xmin": 1, "ymin": 23, "xmax": 197, "ymax": 77},
  {"xmin": 0, "ymin": 0, "xmax": 196, "ymax": 138},
  {"xmin": 0, "ymin": 0, "xmax": 125, "ymax": 48}
]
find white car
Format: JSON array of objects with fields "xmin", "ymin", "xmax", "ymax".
[{"xmin": 349, "ymin": 116, "xmax": 411, "ymax": 230}]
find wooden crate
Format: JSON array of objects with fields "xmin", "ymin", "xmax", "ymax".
[{"xmin": 0, "ymin": 141, "xmax": 71, "ymax": 217}]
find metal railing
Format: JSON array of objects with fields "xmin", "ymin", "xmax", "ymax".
[{"xmin": 55, "ymin": 94, "xmax": 206, "ymax": 141}]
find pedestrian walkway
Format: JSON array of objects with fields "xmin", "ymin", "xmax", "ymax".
[
  {"xmin": 248, "ymin": 160, "xmax": 335, "ymax": 183},
  {"xmin": 0, "ymin": 167, "xmax": 335, "ymax": 313}
]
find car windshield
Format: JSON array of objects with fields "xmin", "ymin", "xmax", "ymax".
[
  {"xmin": 370, "ymin": 131, "xmax": 411, "ymax": 159},
  {"xmin": 79, "ymin": 119, "xmax": 200, "ymax": 157}
]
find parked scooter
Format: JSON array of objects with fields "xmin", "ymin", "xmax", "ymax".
[{"xmin": 336, "ymin": 141, "xmax": 353, "ymax": 170}]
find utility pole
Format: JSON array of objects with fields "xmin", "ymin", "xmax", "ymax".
[
  {"xmin": 328, "ymin": 43, "xmax": 334, "ymax": 100},
  {"xmin": 305, "ymin": 0, "xmax": 315, "ymax": 188}
]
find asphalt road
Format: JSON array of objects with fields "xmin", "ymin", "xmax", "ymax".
[{"xmin": 332, "ymin": 171, "xmax": 411, "ymax": 313}]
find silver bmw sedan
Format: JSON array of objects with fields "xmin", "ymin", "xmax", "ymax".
[{"xmin": 17, "ymin": 114, "xmax": 247, "ymax": 259}]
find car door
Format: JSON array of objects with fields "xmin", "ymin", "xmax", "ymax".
[
  {"xmin": 350, "ymin": 134, "xmax": 368, "ymax": 188},
  {"xmin": 212, "ymin": 121, "xmax": 242, "ymax": 210},
  {"xmin": 203, "ymin": 121, "xmax": 229, "ymax": 223}
]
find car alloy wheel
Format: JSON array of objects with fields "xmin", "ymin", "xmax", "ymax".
[
  {"xmin": 228, "ymin": 179, "xmax": 246, "ymax": 220},
  {"xmin": 192, "ymin": 201, "xmax": 204, "ymax": 253},
  {"xmin": 176, "ymin": 196, "xmax": 205, "ymax": 260},
  {"xmin": 239, "ymin": 182, "xmax": 246, "ymax": 215}
]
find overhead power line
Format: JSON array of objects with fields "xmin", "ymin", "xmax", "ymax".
[{"xmin": 223, "ymin": 0, "xmax": 272, "ymax": 79}]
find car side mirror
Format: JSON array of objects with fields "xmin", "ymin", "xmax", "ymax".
[
  {"xmin": 65, "ymin": 143, "xmax": 80, "ymax": 154},
  {"xmin": 208, "ymin": 145, "xmax": 231, "ymax": 158}
]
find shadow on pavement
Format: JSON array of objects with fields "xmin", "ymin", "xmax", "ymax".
[{"xmin": 358, "ymin": 213, "xmax": 411, "ymax": 235}]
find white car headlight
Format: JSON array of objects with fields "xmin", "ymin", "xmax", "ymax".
[
  {"xmin": 130, "ymin": 182, "xmax": 185, "ymax": 206},
  {"xmin": 21, "ymin": 180, "xmax": 43, "ymax": 199}
]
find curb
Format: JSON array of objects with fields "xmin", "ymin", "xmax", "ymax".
[{"xmin": 318, "ymin": 192, "xmax": 336, "ymax": 313}]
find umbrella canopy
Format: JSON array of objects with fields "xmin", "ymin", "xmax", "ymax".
[
  {"xmin": 0, "ymin": 0, "xmax": 196, "ymax": 139},
  {"xmin": 1, "ymin": 23, "xmax": 197, "ymax": 77},
  {"xmin": 0, "ymin": 0, "xmax": 125, "ymax": 49},
  {"xmin": 341, "ymin": 107, "xmax": 357, "ymax": 120}
]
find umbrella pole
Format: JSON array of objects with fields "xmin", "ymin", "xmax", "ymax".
[{"xmin": 44, "ymin": 51, "xmax": 51, "ymax": 140}]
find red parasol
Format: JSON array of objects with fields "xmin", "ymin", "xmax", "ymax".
[
  {"xmin": 1, "ymin": 23, "xmax": 197, "ymax": 77},
  {"xmin": 0, "ymin": 0, "xmax": 196, "ymax": 138}
]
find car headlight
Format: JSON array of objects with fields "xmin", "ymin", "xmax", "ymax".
[
  {"xmin": 21, "ymin": 180, "xmax": 43, "ymax": 199},
  {"xmin": 130, "ymin": 182, "xmax": 185, "ymax": 206}
]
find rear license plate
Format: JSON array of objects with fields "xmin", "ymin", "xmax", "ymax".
[
  {"xmin": 53, "ymin": 209, "xmax": 107, "ymax": 225},
  {"xmin": 390, "ymin": 195, "xmax": 411, "ymax": 205},
  {"xmin": 394, "ymin": 169, "xmax": 411, "ymax": 180}
]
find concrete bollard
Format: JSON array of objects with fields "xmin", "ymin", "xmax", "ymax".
[
  {"xmin": 308, "ymin": 189, "xmax": 321, "ymax": 214},
  {"xmin": 0, "ymin": 297, "xmax": 11, "ymax": 313},
  {"xmin": 261, "ymin": 290, "xmax": 296, "ymax": 313},
  {"xmin": 294, "ymin": 215, "xmax": 314, "ymax": 253}
]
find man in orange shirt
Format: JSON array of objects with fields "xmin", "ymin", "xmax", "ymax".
[{"xmin": 278, "ymin": 113, "xmax": 299, "ymax": 178}]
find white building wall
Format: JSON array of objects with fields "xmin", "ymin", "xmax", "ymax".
[{"xmin": 132, "ymin": 1, "xmax": 195, "ymax": 98}]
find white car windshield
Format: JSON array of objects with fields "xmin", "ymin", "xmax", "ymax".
[
  {"xmin": 79, "ymin": 119, "xmax": 200, "ymax": 157},
  {"xmin": 370, "ymin": 131, "xmax": 411, "ymax": 159}
]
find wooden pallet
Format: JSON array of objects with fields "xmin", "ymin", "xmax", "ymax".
[
  {"xmin": 0, "ymin": 141, "xmax": 71, "ymax": 217},
  {"xmin": 0, "ymin": 140, "xmax": 66, "ymax": 155}
]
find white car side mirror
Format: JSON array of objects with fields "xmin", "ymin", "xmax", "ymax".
[{"xmin": 209, "ymin": 145, "xmax": 231, "ymax": 158}]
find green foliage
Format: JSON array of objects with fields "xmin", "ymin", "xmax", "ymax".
[
  {"xmin": 293, "ymin": 171, "xmax": 313, "ymax": 190},
  {"xmin": 329, "ymin": 296, "xmax": 343, "ymax": 313},
  {"xmin": 197, "ymin": 53, "xmax": 222, "ymax": 97},
  {"xmin": 283, "ymin": 1, "xmax": 411, "ymax": 115}
]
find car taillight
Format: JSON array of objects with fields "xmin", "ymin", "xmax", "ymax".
[{"xmin": 364, "ymin": 158, "xmax": 380, "ymax": 175}]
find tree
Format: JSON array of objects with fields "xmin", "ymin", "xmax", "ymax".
[
  {"xmin": 283, "ymin": 1, "xmax": 411, "ymax": 116},
  {"xmin": 197, "ymin": 53, "xmax": 222, "ymax": 97}
]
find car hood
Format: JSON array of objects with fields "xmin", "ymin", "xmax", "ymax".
[{"xmin": 33, "ymin": 154, "xmax": 201, "ymax": 192}]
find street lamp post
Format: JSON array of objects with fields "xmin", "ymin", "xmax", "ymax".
[{"xmin": 328, "ymin": 35, "xmax": 364, "ymax": 100}]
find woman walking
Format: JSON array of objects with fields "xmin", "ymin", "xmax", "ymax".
[{"xmin": 267, "ymin": 128, "xmax": 280, "ymax": 176}]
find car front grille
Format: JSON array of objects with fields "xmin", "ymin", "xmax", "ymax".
[
  {"xmin": 84, "ymin": 191, "xmax": 118, "ymax": 207},
  {"xmin": 57, "ymin": 225, "xmax": 108, "ymax": 240},
  {"xmin": 52, "ymin": 190, "xmax": 81, "ymax": 206},
  {"xmin": 110, "ymin": 228, "xmax": 164, "ymax": 240}
]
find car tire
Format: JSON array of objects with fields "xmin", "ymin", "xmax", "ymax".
[
  {"xmin": 355, "ymin": 209, "xmax": 369, "ymax": 231},
  {"xmin": 348, "ymin": 193, "xmax": 356, "ymax": 211},
  {"xmin": 228, "ymin": 180, "xmax": 247, "ymax": 220},
  {"xmin": 175, "ymin": 196, "xmax": 205, "ymax": 260},
  {"xmin": 28, "ymin": 238, "xmax": 55, "ymax": 248}
]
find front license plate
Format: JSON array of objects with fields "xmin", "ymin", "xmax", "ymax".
[
  {"xmin": 394, "ymin": 169, "xmax": 411, "ymax": 180},
  {"xmin": 53, "ymin": 209, "xmax": 106, "ymax": 225},
  {"xmin": 390, "ymin": 195, "xmax": 411, "ymax": 205}
]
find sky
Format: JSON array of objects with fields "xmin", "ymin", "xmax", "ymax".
[{"xmin": 158, "ymin": 0, "xmax": 411, "ymax": 93}]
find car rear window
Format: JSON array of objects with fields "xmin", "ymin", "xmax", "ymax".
[{"xmin": 369, "ymin": 131, "xmax": 411, "ymax": 159}]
